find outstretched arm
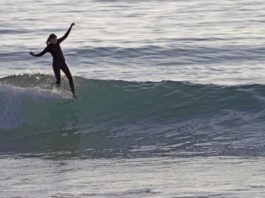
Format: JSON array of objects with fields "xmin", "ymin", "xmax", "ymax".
[
  {"xmin": 58, "ymin": 23, "xmax": 75, "ymax": 43},
  {"xmin": 29, "ymin": 47, "xmax": 48, "ymax": 57}
]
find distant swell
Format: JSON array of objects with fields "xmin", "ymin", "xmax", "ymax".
[
  {"xmin": 70, "ymin": 45, "xmax": 265, "ymax": 65},
  {"xmin": 1, "ymin": 74, "xmax": 265, "ymax": 157}
]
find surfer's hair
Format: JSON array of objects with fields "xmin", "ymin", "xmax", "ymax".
[{"xmin": 46, "ymin": 34, "xmax": 57, "ymax": 46}]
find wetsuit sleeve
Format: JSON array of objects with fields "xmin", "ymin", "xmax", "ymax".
[
  {"xmin": 58, "ymin": 25, "xmax": 73, "ymax": 43},
  {"xmin": 33, "ymin": 47, "xmax": 49, "ymax": 57}
]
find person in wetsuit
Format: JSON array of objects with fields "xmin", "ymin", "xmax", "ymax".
[{"xmin": 30, "ymin": 23, "xmax": 77, "ymax": 98}]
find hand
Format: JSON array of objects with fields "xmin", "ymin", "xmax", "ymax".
[
  {"xmin": 29, "ymin": 52, "xmax": 35, "ymax": 56},
  {"xmin": 71, "ymin": 23, "xmax": 75, "ymax": 27}
]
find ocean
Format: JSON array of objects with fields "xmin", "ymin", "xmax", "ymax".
[{"xmin": 1, "ymin": 0, "xmax": 265, "ymax": 197}]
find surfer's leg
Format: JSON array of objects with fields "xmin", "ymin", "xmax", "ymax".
[
  {"xmin": 61, "ymin": 63, "xmax": 76, "ymax": 96},
  {"xmin": 52, "ymin": 63, "xmax": 61, "ymax": 87}
]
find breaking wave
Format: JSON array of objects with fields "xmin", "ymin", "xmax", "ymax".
[{"xmin": 1, "ymin": 74, "xmax": 265, "ymax": 157}]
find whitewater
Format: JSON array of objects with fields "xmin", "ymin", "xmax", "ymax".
[{"xmin": 2, "ymin": 0, "xmax": 265, "ymax": 197}]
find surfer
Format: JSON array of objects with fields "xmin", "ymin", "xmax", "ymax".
[{"xmin": 29, "ymin": 23, "xmax": 77, "ymax": 98}]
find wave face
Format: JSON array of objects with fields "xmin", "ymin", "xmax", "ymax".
[{"xmin": 1, "ymin": 74, "xmax": 265, "ymax": 157}]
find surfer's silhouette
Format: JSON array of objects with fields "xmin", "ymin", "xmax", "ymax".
[{"xmin": 30, "ymin": 23, "xmax": 77, "ymax": 98}]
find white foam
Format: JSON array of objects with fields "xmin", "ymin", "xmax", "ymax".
[{"xmin": 0, "ymin": 84, "xmax": 72, "ymax": 130}]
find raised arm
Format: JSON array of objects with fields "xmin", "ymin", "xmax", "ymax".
[
  {"xmin": 58, "ymin": 23, "xmax": 75, "ymax": 43},
  {"xmin": 29, "ymin": 47, "xmax": 48, "ymax": 57}
]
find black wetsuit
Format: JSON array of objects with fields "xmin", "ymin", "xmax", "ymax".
[{"xmin": 34, "ymin": 26, "xmax": 75, "ymax": 95}]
